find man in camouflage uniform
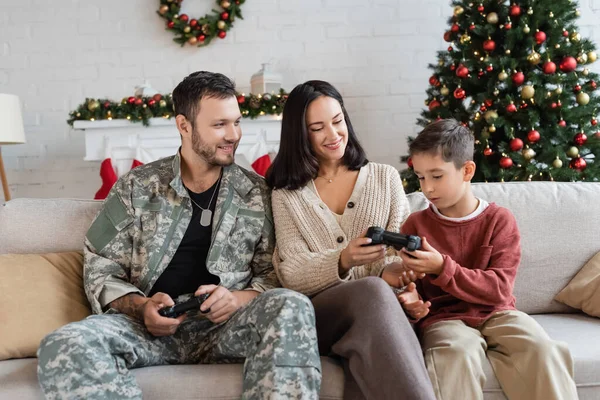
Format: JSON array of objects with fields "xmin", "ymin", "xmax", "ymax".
[{"xmin": 37, "ymin": 71, "xmax": 322, "ymax": 399}]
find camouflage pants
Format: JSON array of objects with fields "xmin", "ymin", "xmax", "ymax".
[{"xmin": 37, "ymin": 288, "xmax": 321, "ymax": 400}]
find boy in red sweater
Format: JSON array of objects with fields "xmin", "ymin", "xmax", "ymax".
[{"xmin": 398, "ymin": 119, "xmax": 577, "ymax": 400}]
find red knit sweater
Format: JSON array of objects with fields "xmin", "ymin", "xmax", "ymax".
[{"xmin": 401, "ymin": 203, "xmax": 521, "ymax": 331}]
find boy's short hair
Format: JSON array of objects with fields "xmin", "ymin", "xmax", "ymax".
[{"xmin": 409, "ymin": 119, "xmax": 474, "ymax": 169}]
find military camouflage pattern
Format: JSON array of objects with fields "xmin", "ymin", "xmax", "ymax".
[
  {"xmin": 82, "ymin": 152, "xmax": 279, "ymax": 314},
  {"xmin": 37, "ymin": 289, "xmax": 322, "ymax": 399}
]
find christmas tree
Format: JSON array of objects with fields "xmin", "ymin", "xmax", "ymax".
[{"xmin": 400, "ymin": 0, "xmax": 600, "ymax": 193}]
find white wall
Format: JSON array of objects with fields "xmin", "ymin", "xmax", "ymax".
[{"xmin": 1, "ymin": 0, "xmax": 599, "ymax": 200}]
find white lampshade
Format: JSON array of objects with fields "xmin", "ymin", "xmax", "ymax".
[{"xmin": 0, "ymin": 93, "xmax": 26, "ymax": 145}]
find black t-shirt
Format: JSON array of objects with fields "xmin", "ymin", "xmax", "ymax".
[{"xmin": 149, "ymin": 179, "xmax": 220, "ymax": 299}]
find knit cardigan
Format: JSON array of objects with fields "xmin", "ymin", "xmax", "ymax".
[{"xmin": 272, "ymin": 162, "xmax": 410, "ymax": 296}]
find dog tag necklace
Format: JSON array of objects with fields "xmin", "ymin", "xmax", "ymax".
[{"xmin": 189, "ymin": 174, "xmax": 221, "ymax": 227}]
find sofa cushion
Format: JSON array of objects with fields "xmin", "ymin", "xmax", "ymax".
[
  {"xmin": 555, "ymin": 251, "xmax": 600, "ymax": 317},
  {"xmin": 407, "ymin": 182, "xmax": 600, "ymax": 314},
  {"xmin": 0, "ymin": 198, "xmax": 102, "ymax": 254},
  {"xmin": 0, "ymin": 252, "xmax": 91, "ymax": 360}
]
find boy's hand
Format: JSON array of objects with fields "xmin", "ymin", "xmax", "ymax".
[
  {"xmin": 398, "ymin": 282, "xmax": 431, "ymax": 321},
  {"xmin": 382, "ymin": 262, "xmax": 426, "ymax": 287},
  {"xmin": 399, "ymin": 237, "xmax": 444, "ymax": 275}
]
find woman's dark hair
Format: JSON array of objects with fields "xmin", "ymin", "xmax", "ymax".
[{"xmin": 265, "ymin": 80, "xmax": 368, "ymax": 190}]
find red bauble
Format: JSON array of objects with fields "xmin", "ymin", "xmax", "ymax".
[
  {"xmin": 179, "ymin": 14, "xmax": 189, "ymax": 22},
  {"xmin": 451, "ymin": 24, "xmax": 460, "ymax": 33},
  {"xmin": 527, "ymin": 129, "xmax": 540, "ymax": 143},
  {"xmin": 512, "ymin": 71, "xmax": 525, "ymax": 86},
  {"xmin": 198, "ymin": 35, "xmax": 206, "ymax": 42},
  {"xmin": 454, "ymin": 88, "xmax": 466, "ymax": 99},
  {"xmin": 428, "ymin": 100, "xmax": 441, "ymax": 111},
  {"xmin": 483, "ymin": 147, "xmax": 493, "ymax": 156},
  {"xmin": 551, "ymin": 102, "xmax": 558, "ymax": 109},
  {"xmin": 558, "ymin": 119, "xmax": 567, "ymax": 127},
  {"xmin": 480, "ymin": 105, "xmax": 487, "ymax": 112},
  {"xmin": 478, "ymin": 4, "xmax": 484, "ymax": 12},
  {"xmin": 592, "ymin": 119, "xmax": 598, "ymax": 126},
  {"xmin": 504, "ymin": 23, "xmax": 512, "ymax": 30},
  {"xmin": 485, "ymin": 99, "xmax": 493, "ymax": 107},
  {"xmin": 500, "ymin": 157, "xmax": 514, "ymax": 169},
  {"xmin": 509, "ymin": 138, "xmax": 524, "ymax": 151},
  {"xmin": 574, "ymin": 132, "xmax": 588, "ymax": 146},
  {"xmin": 563, "ymin": 30, "xmax": 569, "ymax": 37},
  {"xmin": 444, "ymin": 31, "xmax": 453, "ymax": 42},
  {"xmin": 509, "ymin": 4, "xmax": 521, "ymax": 17},
  {"xmin": 103, "ymin": 101, "xmax": 111, "ymax": 109},
  {"xmin": 429, "ymin": 75, "xmax": 439, "ymax": 86},
  {"xmin": 448, "ymin": 46, "xmax": 454, "ymax": 52},
  {"xmin": 570, "ymin": 157, "xmax": 587, "ymax": 171},
  {"xmin": 190, "ymin": 19, "xmax": 198, "ymax": 27},
  {"xmin": 591, "ymin": 81, "xmax": 597, "ymax": 89},
  {"xmin": 127, "ymin": 96, "xmax": 136, "ymax": 104},
  {"xmin": 167, "ymin": 21, "xmax": 175, "ymax": 29},
  {"xmin": 456, "ymin": 65, "xmax": 469, "ymax": 78},
  {"xmin": 520, "ymin": 102, "xmax": 528, "ymax": 110},
  {"xmin": 407, "ymin": 158, "xmax": 414, "ymax": 168},
  {"xmin": 221, "ymin": 12, "xmax": 229, "ymax": 20},
  {"xmin": 534, "ymin": 31, "xmax": 547, "ymax": 45},
  {"xmin": 559, "ymin": 56, "xmax": 577, "ymax": 73},
  {"xmin": 450, "ymin": 64, "xmax": 456, "ymax": 71},
  {"xmin": 469, "ymin": 24, "xmax": 476, "ymax": 31},
  {"xmin": 478, "ymin": 70, "xmax": 485, "ymax": 78},
  {"xmin": 483, "ymin": 39, "xmax": 496, "ymax": 52},
  {"xmin": 237, "ymin": 95, "xmax": 246, "ymax": 104},
  {"xmin": 218, "ymin": 30, "xmax": 227, "ymax": 39},
  {"xmin": 134, "ymin": 98, "xmax": 143, "ymax": 106},
  {"xmin": 148, "ymin": 99, "xmax": 156, "ymax": 107},
  {"xmin": 486, "ymin": 64, "xmax": 494, "ymax": 72},
  {"xmin": 543, "ymin": 61, "xmax": 556, "ymax": 74},
  {"xmin": 574, "ymin": 85, "xmax": 582, "ymax": 93},
  {"xmin": 152, "ymin": 94, "xmax": 162, "ymax": 102},
  {"xmin": 506, "ymin": 103, "xmax": 517, "ymax": 113}
]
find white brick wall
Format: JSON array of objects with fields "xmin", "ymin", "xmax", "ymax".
[{"xmin": 1, "ymin": 0, "xmax": 599, "ymax": 200}]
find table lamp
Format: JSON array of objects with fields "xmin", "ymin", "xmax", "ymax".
[{"xmin": 0, "ymin": 93, "xmax": 26, "ymax": 201}]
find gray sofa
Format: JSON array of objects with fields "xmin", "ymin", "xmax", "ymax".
[{"xmin": 1, "ymin": 181, "xmax": 599, "ymax": 399}]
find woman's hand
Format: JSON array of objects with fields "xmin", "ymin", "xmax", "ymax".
[{"xmin": 339, "ymin": 230, "xmax": 386, "ymax": 274}]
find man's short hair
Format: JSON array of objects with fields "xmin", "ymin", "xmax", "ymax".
[
  {"xmin": 172, "ymin": 71, "xmax": 236, "ymax": 126},
  {"xmin": 409, "ymin": 119, "xmax": 474, "ymax": 169}
]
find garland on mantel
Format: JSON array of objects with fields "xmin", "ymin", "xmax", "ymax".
[{"xmin": 67, "ymin": 90, "xmax": 289, "ymax": 127}]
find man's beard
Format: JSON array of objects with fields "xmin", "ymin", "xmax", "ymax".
[{"xmin": 191, "ymin": 128, "xmax": 236, "ymax": 167}]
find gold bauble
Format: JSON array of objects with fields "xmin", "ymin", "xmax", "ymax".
[
  {"xmin": 217, "ymin": 20, "xmax": 226, "ymax": 30},
  {"xmin": 567, "ymin": 146, "xmax": 579, "ymax": 157},
  {"xmin": 553, "ymin": 158, "xmax": 563, "ymax": 168},
  {"xmin": 188, "ymin": 36, "xmax": 197, "ymax": 45},
  {"xmin": 523, "ymin": 25, "xmax": 530, "ymax": 34},
  {"xmin": 505, "ymin": 49, "xmax": 511, "ymax": 55},
  {"xmin": 576, "ymin": 9, "xmax": 581, "ymax": 16},
  {"xmin": 438, "ymin": 59, "xmax": 445, "ymax": 66},
  {"xmin": 460, "ymin": 34, "xmax": 471, "ymax": 44},
  {"xmin": 555, "ymin": 86, "xmax": 563, "ymax": 95},
  {"xmin": 493, "ymin": 89, "xmax": 500, "ymax": 96},
  {"xmin": 159, "ymin": 5, "xmax": 169, "ymax": 14},
  {"xmin": 583, "ymin": 68, "xmax": 590, "ymax": 76},
  {"xmin": 402, "ymin": 179, "xmax": 408, "ymax": 188},
  {"xmin": 522, "ymin": 148, "xmax": 536, "ymax": 160},
  {"xmin": 546, "ymin": 91, "xmax": 552, "ymax": 98},
  {"xmin": 183, "ymin": 26, "xmax": 191, "ymax": 33},
  {"xmin": 570, "ymin": 32, "xmax": 581, "ymax": 42},
  {"xmin": 484, "ymin": 110, "xmax": 498, "ymax": 124},
  {"xmin": 555, "ymin": 44, "xmax": 561, "ymax": 49},
  {"xmin": 577, "ymin": 53, "xmax": 588, "ymax": 64},
  {"xmin": 489, "ymin": 124, "xmax": 497, "ymax": 133},
  {"xmin": 521, "ymin": 85, "xmax": 535, "ymax": 99},
  {"xmin": 159, "ymin": 99, "xmax": 167, "ymax": 107},
  {"xmin": 221, "ymin": 0, "xmax": 231, "ymax": 8},
  {"xmin": 87, "ymin": 100, "xmax": 100, "ymax": 111},
  {"xmin": 527, "ymin": 7, "xmax": 533, "ymax": 14},
  {"xmin": 474, "ymin": 112, "xmax": 481, "ymax": 121},
  {"xmin": 454, "ymin": 5, "xmax": 464, "ymax": 16},
  {"xmin": 440, "ymin": 86, "xmax": 450, "ymax": 96},
  {"xmin": 588, "ymin": 51, "xmax": 597, "ymax": 63},
  {"xmin": 487, "ymin": 12, "xmax": 499, "ymax": 24},
  {"xmin": 549, "ymin": 12, "xmax": 554, "ymax": 18},
  {"xmin": 527, "ymin": 51, "xmax": 541, "ymax": 65},
  {"xmin": 498, "ymin": 71, "xmax": 508, "ymax": 81},
  {"xmin": 577, "ymin": 92, "xmax": 590, "ymax": 105}
]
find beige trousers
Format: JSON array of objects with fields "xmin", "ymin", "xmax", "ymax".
[{"xmin": 422, "ymin": 310, "xmax": 578, "ymax": 400}]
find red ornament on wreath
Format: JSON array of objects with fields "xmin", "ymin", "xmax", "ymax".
[
  {"xmin": 512, "ymin": 71, "xmax": 525, "ymax": 86},
  {"xmin": 103, "ymin": 101, "xmax": 111, "ymax": 109},
  {"xmin": 429, "ymin": 76, "xmax": 440, "ymax": 86},
  {"xmin": 454, "ymin": 88, "xmax": 466, "ymax": 99},
  {"xmin": 148, "ymin": 99, "xmax": 156, "ymax": 107},
  {"xmin": 590, "ymin": 81, "xmax": 597, "ymax": 90},
  {"xmin": 543, "ymin": 61, "xmax": 556, "ymax": 74},
  {"xmin": 428, "ymin": 99, "xmax": 441, "ymax": 111},
  {"xmin": 506, "ymin": 103, "xmax": 517, "ymax": 113},
  {"xmin": 134, "ymin": 98, "xmax": 144, "ymax": 106},
  {"xmin": 483, "ymin": 147, "xmax": 493, "ymax": 156},
  {"xmin": 509, "ymin": 4, "xmax": 521, "ymax": 17},
  {"xmin": 444, "ymin": 31, "xmax": 453, "ymax": 42},
  {"xmin": 456, "ymin": 65, "xmax": 469, "ymax": 78},
  {"xmin": 534, "ymin": 31, "xmax": 547, "ymax": 45},
  {"xmin": 483, "ymin": 39, "xmax": 496, "ymax": 52},
  {"xmin": 190, "ymin": 19, "xmax": 198, "ymax": 27},
  {"xmin": 127, "ymin": 96, "xmax": 136, "ymax": 104},
  {"xmin": 237, "ymin": 95, "xmax": 246, "ymax": 104},
  {"xmin": 451, "ymin": 24, "xmax": 460, "ymax": 33},
  {"xmin": 500, "ymin": 157, "xmax": 513, "ymax": 169},
  {"xmin": 527, "ymin": 129, "xmax": 540, "ymax": 143},
  {"xmin": 221, "ymin": 12, "xmax": 229, "ymax": 20},
  {"xmin": 167, "ymin": 21, "xmax": 175, "ymax": 29},
  {"xmin": 509, "ymin": 138, "xmax": 524, "ymax": 151},
  {"xmin": 574, "ymin": 132, "xmax": 588, "ymax": 146},
  {"xmin": 407, "ymin": 158, "xmax": 414, "ymax": 168},
  {"xmin": 570, "ymin": 157, "xmax": 587, "ymax": 171},
  {"xmin": 152, "ymin": 94, "xmax": 162, "ymax": 102},
  {"xmin": 179, "ymin": 14, "xmax": 189, "ymax": 22},
  {"xmin": 218, "ymin": 31, "xmax": 226, "ymax": 39},
  {"xmin": 559, "ymin": 57, "xmax": 577, "ymax": 72}
]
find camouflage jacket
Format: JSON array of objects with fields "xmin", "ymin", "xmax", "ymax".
[{"xmin": 83, "ymin": 152, "xmax": 278, "ymax": 314}]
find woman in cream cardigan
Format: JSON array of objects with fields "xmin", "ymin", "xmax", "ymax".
[{"xmin": 266, "ymin": 80, "xmax": 435, "ymax": 400}]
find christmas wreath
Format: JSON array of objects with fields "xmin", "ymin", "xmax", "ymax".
[
  {"xmin": 157, "ymin": 0, "xmax": 244, "ymax": 47},
  {"xmin": 67, "ymin": 90, "xmax": 289, "ymax": 127}
]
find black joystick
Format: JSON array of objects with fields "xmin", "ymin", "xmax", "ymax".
[
  {"xmin": 365, "ymin": 226, "xmax": 422, "ymax": 252},
  {"xmin": 158, "ymin": 293, "xmax": 211, "ymax": 318}
]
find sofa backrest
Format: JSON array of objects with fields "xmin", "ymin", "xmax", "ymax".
[
  {"xmin": 0, "ymin": 198, "xmax": 102, "ymax": 254},
  {"xmin": 407, "ymin": 181, "xmax": 600, "ymax": 315}
]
